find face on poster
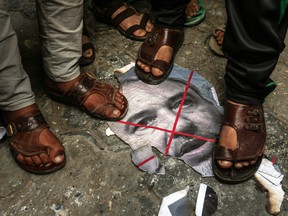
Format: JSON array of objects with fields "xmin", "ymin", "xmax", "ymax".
[{"xmin": 108, "ymin": 67, "xmax": 222, "ymax": 175}]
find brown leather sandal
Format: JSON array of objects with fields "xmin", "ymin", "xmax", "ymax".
[
  {"xmin": 6, "ymin": 110, "xmax": 66, "ymax": 174},
  {"xmin": 135, "ymin": 26, "xmax": 184, "ymax": 85},
  {"xmin": 93, "ymin": 2, "xmax": 150, "ymax": 41},
  {"xmin": 212, "ymin": 101, "xmax": 266, "ymax": 183},
  {"xmin": 45, "ymin": 73, "xmax": 128, "ymax": 121},
  {"xmin": 79, "ymin": 26, "xmax": 96, "ymax": 66}
]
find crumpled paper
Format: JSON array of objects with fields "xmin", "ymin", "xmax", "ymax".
[{"xmin": 255, "ymin": 158, "xmax": 285, "ymax": 215}]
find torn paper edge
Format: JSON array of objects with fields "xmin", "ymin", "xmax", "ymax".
[
  {"xmin": 195, "ymin": 183, "xmax": 207, "ymax": 216},
  {"xmin": 211, "ymin": 87, "xmax": 220, "ymax": 107},
  {"xmin": 114, "ymin": 62, "xmax": 134, "ymax": 74},
  {"xmin": 256, "ymin": 158, "xmax": 284, "ymax": 186}
]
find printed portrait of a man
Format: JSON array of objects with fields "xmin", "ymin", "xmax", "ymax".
[{"xmin": 108, "ymin": 65, "xmax": 222, "ymax": 176}]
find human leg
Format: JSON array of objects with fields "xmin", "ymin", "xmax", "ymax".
[
  {"xmin": 0, "ymin": 1, "xmax": 65, "ymax": 174},
  {"xmin": 36, "ymin": 0, "xmax": 128, "ymax": 120},
  {"xmin": 213, "ymin": 0, "xmax": 288, "ymax": 183},
  {"xmin": 135, "ymin": 0, "xmax": 189, "ymax": 84}
]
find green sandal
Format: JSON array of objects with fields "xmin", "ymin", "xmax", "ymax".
[{"xmin": 184, "ymin": 0, "xmax": 206, "ymax": 27}]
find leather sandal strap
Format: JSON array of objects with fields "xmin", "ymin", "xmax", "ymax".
[
  {"xmin": 103, "ymin": 2, "xmax": 127, "ymax": 19},
  {"xmin": 152, "ymin": 59, "xmax": 171, "ymax": 74},
  {"xmin": 221, "ymin": 102, "xmax": 266, "ymax": 161},
  {"xmin": 6, "ymin": 110, "xmax": 47, "ymax": 137},
  {"xmin": 6, "ymin": 110, "xmax": 49, "ymax": 156},
  {"xmin": 147, "ymin": 27, "xmax": 184, "ymax": 47},
  {"xmin": 66, "ymin": 73, "xmax": 117, "ymax": 107},
  {"xmin": 139, "ymin": 13, "xmax": 150, "ymax": 29},
  {"xmin": 138, "ymin": 26, "xmax": 184, "ymax": 65},
  {"xmin": 82, "ymin": 43, "xmax": 95, "ymax": 52},
  {"xmin": 113, "ymin": 7, "xmax": 136, "ymax": 26},
  {"xmin": 124, "ymin": 12, "xmax": 150, "ymax": 35},
  {"xmin": 214, "ymin": 145, "xmax": 234, "ymax": 161}
]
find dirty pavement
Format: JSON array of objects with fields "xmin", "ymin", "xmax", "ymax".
[{"xmin": 0, "ymin": 0, "xmax": 287, "ymax": 215}]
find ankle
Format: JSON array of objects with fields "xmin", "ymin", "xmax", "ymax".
[
  {"xmin": 47, "ymin": 75, "xmax": 80, "ymax": 93},
  {"xmin": 3, "ymin": 104, "xmax": 39, "ymax": 123}
]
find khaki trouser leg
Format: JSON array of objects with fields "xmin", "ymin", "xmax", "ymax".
[
  {"xmin": 0, "ymin": 0, "xmax": 83, "ymax": 111},
  {"xmin": 36, "ymin": 0, "xmax": 83, "ymax": 82},
  {"xmin": 0, "ymin": 0, "xmax": 35, "ymax": 111}
]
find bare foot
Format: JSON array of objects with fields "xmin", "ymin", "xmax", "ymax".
[
  {"xmin": 214, "ymin": 28, "xmax": 225, "ymax": 46},
  {"xmin": 111, "ymin": 5, "xmax": 153, "ymax": 38},
  {"xmin": 185, "ymin": 0, "xmax": 200, "ymax": 18},
  {"xmin": 217, "ymin": 100, "xmax": 259, "ymax": 169},
  {"xmin": 4, "ymin": 104, "xmax": 65, "ymax": 167}
]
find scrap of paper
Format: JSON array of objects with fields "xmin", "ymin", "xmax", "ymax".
[
  {"xmin": 195, "ymin": 183, "xmax": 218, "ymax": 216},
  {"xmin": 255, "ymin": 158, "xmax": 285, "ymax": 215},
  {"xmin": 0, "ymin": 126, "xmax": 6, "ymax": 141},
  {"xmin": 158, "ymin": 186, "xmax": 192, "ymax": 216},
  {"xmin": 256, "ymin": 158, "xmax": 284, "ymax": 186}
]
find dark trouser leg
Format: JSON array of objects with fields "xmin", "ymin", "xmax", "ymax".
[
  {"xmin": 151, "ymin": 0, "xmax": 190, "ymax": 28},
  {"xmin": 223, "ymin": 0, "xmax": 288, "ymax": 104},
  {"xmin": 94, "ymin": 0, "xmax": 123, "ymax": 8}
]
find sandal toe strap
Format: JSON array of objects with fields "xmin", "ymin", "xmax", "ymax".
[
  {"xmin": 152, "ymin": 60, "xmax": 171, "ymax": 75},
  {"xmin": 214, "ymin": 145, "xmax": 234, "ymax": 161},
  {"xmin": 125, "ymin": 13, "xmax": 150, "ymax": 35},
  {"xmin": 82, "ymin": 43, "xmax": 95, "ymax": 52},
  {"xmin": 113, "ymin": 7, "xmax": 136, "ymax": 26}
]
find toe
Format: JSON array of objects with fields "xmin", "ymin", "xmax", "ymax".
[
  {"xmin": 83, "ymin": 48, "xmax": 93, "ymax": 58},
  {"xmin": 39, "ymin": 129, "xmax": 65, "ymax": 165},
  {"xmin": 31, "ymin": 155, "xmax": 42, "ymax": 166},
  {"xmin": 234, "ymin": 162, "xmax": 244, "ymax": 169},
  {"xmin": 133, "ymin": 29, "xmax": 147, "ymax": 38},
  {"xmin": 16, "ymin": 154, "xmax": 25, "ymax": 164},
  {"xmin": 151, "ymin": 67, "xmax": 164, "ymax": 76},
  {"xmin": 104, "ymin": 105, "xmax": 121, "ymax": 118},
  {"xmin": 146, "ymin": 21, "xmax": 153, "ymax": 32},
  {"xmin": 217, "ymin": 160, "xmax": 233, "ymax": 169},
  {"xmin": 24, "ymin": 157, "xmax": 34, "ymax": 166},
  {"xmin": 39, "ymin": 153, "xmax": 51, "ymax": 165}
]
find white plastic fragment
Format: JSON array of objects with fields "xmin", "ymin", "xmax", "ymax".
[{"xmin": 106, "ymin": 127, "xmax": 115, "ymax": 136}]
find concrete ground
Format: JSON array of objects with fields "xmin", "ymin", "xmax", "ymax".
[{"xmin": 0, "ymin": 0, "xmax": 287, "ymax": 215}]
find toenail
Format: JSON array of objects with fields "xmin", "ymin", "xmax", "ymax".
[
  {"xmin": 45, "ymin": 163, "xmax": 52, "ymax": 167},
  {"xmin": 113, "ymin": 110, "xmax": 120, "ymax": 116},
  {"xmin": 54, "ymin": 155, "xmax": 64, "ymax": 163}
]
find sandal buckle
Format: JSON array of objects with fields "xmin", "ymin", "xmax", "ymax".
[
  {"xmin": 147, "ymin": 32, "xmax": 159, "ymax": 45},
  {"xmin": 6, "ymin": 123, "xmax": 17, "ymax": 137}
]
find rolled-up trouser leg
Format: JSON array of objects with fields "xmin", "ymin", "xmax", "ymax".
[
  {"xmin": 151, "ymin": 0, "xmax": 190, "ymax": 28},
  {"xmin": 36, "ymin": 0, "xmax": 83, "ymax": 82},
  {"xmin": 223, "ymin": 0, "xmax": 288, "ymax": 104},
  {"xmin": 0, "ymin": 1, "xmax": 35, "ymax": 111}
]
